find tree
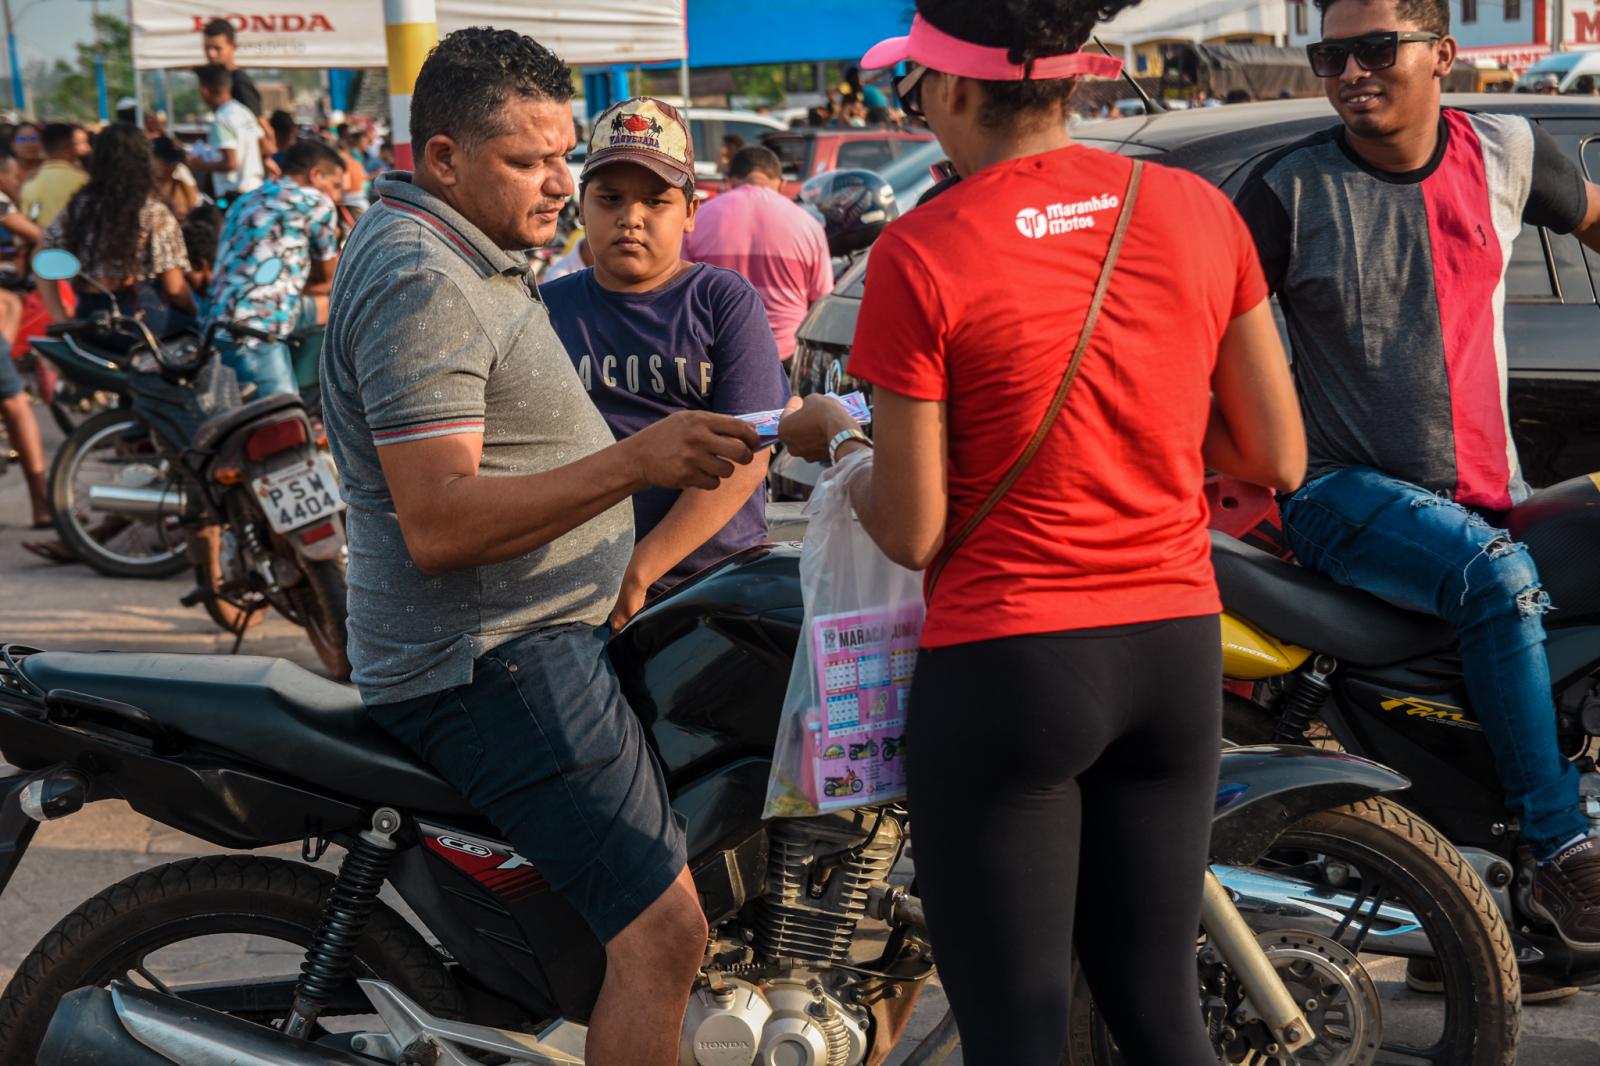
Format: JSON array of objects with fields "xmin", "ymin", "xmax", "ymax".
[{"xmin": 38, "ymin": 13, "xmax": 134, "ymax": 122}]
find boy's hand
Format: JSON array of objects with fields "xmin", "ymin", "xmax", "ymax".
[
  {"xmin": 609, "ymin": 573, "xmax": 649, "ymax": 630},
  {"xmin": 628, "ymin": 411, "xmax": 759, "ymax": 491},
  {"xmin": 777, "ymin": 394, "xmax": 854, "ymax": 462}
]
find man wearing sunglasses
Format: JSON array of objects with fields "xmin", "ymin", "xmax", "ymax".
[{"xmin": 1235, "ymin": 0, "xmax": 1600, "ymax": 981}]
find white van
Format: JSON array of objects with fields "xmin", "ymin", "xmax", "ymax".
[{"xmin": 1513, "ymin": 51, "xmax": 1600, "ymax": 93}]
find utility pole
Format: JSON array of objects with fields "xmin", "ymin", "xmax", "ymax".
[
  {"xmin": 383, "ymin": 0, "xmax": 437, "ymax": 169},
  {"xmin": 1, "ymin": 0, "xmax": 23, "ymax": 113},
  {"xmin": 90, "ymin": 0, "xmax": 108, "ymax": 121}
]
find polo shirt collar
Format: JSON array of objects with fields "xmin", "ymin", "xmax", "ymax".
[{"xmin": 373, "ymin": 171, "xmax": 531, "ymax": 280}]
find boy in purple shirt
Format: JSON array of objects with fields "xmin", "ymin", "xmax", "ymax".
[{"xmin": 543, "ymin": 98, "xmax": 790, "ymax": 626}]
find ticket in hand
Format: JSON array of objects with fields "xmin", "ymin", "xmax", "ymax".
[{"xmin": 738, "ymin": 392, "xmax": 872, "ymax": 444}]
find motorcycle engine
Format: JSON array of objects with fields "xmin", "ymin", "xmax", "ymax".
[
  {"xmin": 679, "ymin": 976, "xmax": 867, "ymax": 1066},
  {"xmin": 679, "ymin": 811, "xmax": 907, "ymax": 1066}
]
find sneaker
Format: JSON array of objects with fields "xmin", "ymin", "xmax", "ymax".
[
  {"xmin": 1531, "ymin": 836, "xmax": 1600, "ymax": 952},
  {"xmin": 1405, "ymin": 958, "xmax": 1579, "ymax": 1003}
]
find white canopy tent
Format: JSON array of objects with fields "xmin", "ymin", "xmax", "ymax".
[
  {"xmin": 128, "ymin": 0, "xmax": 686, "ymax": 70},
  {"xmin": 1095, "ymin": 0, "xmax": 1288, "ymax": 53}
]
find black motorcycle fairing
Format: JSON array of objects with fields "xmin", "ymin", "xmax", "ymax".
[
  {"xmin": 1507, "ymin": 473, "xmax": 1600, "ymax": 622},
  {"xmin": 29, "ymin": 336, "xmax": 129, "ymax": 396},
  {"xmin": 0, "ymin": 767, "xmax": 39, "ymax": 896},
  {"xmin": 1209, "ymin": 745, "xmax": 1409, "ymax": 865},
  {"xmin": 0, "ymin": 699, "xmax": 367, "ymax": 848},
  {"xmin": 1546, "ymin": 625, "xmax": 1600, "ymax": 690},
  {"xmin": 613, "ymin": 545, "xmax": 802, "ymax": 785},
  {"xmin": 391, "ymin": 758, "xmax": 778, "ymax": 1025},
  {"xmin": 1211, "ymin": 532, "xmax": 1456, "ymax": 666},
  {"xmin": 15, "ymin": 651, "xmax": 472, "ymax": 816},
  {"xmin": 190, "ymin": 391, "xmax": 303, "ymax": 453}
]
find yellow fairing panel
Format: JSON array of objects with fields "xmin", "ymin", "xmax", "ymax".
[{"xmin": 1221, "ymin": 613, "xmax": 1312, "ymax": 679}]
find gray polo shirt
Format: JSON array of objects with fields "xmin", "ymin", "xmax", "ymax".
[{"xmin": 322, "ymin": 172, "xmax": 632, "ymax": 704}]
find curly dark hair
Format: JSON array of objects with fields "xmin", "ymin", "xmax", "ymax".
[
  {"xmin": 916, "ymin": 0, "xmax": 1140, "ymax": 127},
  {"xmin": 1313, "ymin": 0, "xmax": 1448, "ymax": 35},
  {"xmin": 58, "ymin": 123, "xmax": 157, "ymax": 281},
  {"xmin": 411, "ymin": 26, "xmax": 574, "ymax": 155}
]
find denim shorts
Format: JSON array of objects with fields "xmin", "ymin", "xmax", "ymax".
[
  {"xmin": 0, "ymin": 351, "xmax": 21, "ymax": 401},
  {"xmin": 366, "ymin": 623, "xmax": 686, "ymax": 943},
  {"xmin": 215, "ymin": 297, "xmax": 319, "ymax": 399}
]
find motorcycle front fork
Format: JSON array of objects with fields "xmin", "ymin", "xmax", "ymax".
[{"xmin": 1201, "ymin": 870, "xmax": 1316, "ymax": 1055}]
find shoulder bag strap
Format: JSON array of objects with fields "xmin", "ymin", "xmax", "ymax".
[{"xmin": 925, "ymin": 158, "xmax": 1145, "ymax": 599}]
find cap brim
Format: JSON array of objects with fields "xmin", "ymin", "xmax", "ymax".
[
  {"xmin": 861, "ymin": 34, "xmax": 911, "ymax": 72},
  {"xmin": 582, "ymin": 148, "xmax": 692, "ymax": 188}
]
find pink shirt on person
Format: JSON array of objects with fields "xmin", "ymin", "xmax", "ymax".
[{"xmin": 683, "ymin": 183, "xmax": 832, "ymax": 360}]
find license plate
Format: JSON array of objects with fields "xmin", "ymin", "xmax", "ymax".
[{"xmin": 252, "ymin": 455, "xmax": 345, "ymax": 534}]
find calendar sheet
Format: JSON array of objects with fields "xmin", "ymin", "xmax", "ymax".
[{"xmin": 804, "ymin": 603, "xmax": 921, "ymax": 810}]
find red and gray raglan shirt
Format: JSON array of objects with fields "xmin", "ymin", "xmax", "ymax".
[{"xmin": 1234, "ymin": 110, "xmax": 1589, "ymax": 511}]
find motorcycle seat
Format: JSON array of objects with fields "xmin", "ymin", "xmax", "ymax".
[
  {"xmin": 1506, "ymin": 474, "xmax": 1600, "ymax": 622},
  {"xmin": 191, "ymin": 393, "xmax": 303, "ymax": 453},
  {"xmin": 1211, "ymin": 532, "xmax": 1456, "ymax": 666},
  {"xmin": 17, "ymin": 651, "xmax": 474, "ymax": 816}
]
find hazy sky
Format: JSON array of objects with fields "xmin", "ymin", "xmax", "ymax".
[{"xmin": 11, "ymin": 0, "xmax": 101, "ymax": 70}]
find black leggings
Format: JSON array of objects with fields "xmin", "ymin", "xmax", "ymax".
[{"xmin": 906, "ymin": 615, "xmax": 1223, "ymax": 1066}]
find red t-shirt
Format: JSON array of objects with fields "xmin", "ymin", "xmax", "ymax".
[{"xmin": 848, "ymin": 145, "xmax": 1267, "ymax": 648}]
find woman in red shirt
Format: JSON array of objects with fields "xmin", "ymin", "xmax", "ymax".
[{"xmin": 778, "ymin": 1, "xmax": 1305, "ymax": 1062}]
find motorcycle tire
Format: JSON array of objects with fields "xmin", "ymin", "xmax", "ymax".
[
  {"xmin": 48, "ymin": 409, "xmax": 189, "ymax": 580},
  {"xmin": 0, "ymin": 855, "xmax": 463, "ymax": 1066},
  {"xmin": 1066, "ymin": 796, "xmax": 1520, "ymax": 1066},
  {"xmin": 285, "ymin": 556, "xmax": 353, "ymax": 681}
]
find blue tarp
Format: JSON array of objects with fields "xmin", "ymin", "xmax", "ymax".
[{"xmin": 685, "ymin": 0, "xmax": 912, "ymax": 68}]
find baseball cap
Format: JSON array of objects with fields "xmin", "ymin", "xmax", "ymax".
[{"xmin": 582, "ymin": 97, "xmax": 695, "ymax": 189}]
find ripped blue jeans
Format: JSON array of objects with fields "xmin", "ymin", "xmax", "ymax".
[{"xmin": 1280, "ymin": 466, "xmax": 1585, "ymax": 858}]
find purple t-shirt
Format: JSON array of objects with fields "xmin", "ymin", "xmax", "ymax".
[{"xmin": 542, "ymin": 262, "xmax": 789, "ymax": 587}]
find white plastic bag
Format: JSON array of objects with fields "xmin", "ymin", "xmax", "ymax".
[{"xmin": 763, "ymin": 451, "xmax": 925, "ymax": 818}]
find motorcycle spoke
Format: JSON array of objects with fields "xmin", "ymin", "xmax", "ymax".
[
  {"xmin": 1347, "ymin": 878, "xmax": 1388, "ymax": 956},
  {"xmin": 128, "ymin": 960, "xmax": 174, "ymax": 996}
]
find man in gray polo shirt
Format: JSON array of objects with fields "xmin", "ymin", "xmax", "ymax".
[{"xmin": 321, "ymin": 28, "xmax": 758, "ymax": 1066}]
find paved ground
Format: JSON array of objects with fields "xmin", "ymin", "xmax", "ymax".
[{"xmin": 1, "ymin": 414, "xmax": 1596, "ymax": 1063}]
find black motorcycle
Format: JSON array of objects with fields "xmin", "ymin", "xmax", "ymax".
[
  {"xmin": 29, "ymin": 250, "xmax": 351, "ymax": 677},
  {"xmin": 0, "ymin": 544, "xmax": 1520, "ymax": 1066},
  {"xmin": 1214, "ymin": 470, "xmax": 1600, "ymax": 994}
]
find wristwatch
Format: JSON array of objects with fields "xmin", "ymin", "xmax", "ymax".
[{"xmin": 827, "ymin": 428, "xmax": 873, "ymax": 465}]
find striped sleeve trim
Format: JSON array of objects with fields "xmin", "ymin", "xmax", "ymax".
[{"xmin": 371, "ymin": 419, "xmax": 485, "ymax": 446}]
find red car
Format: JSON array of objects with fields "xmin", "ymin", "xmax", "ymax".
[{"xmin": 762, "ymin": 129, "xmax": 937, "ymax": 199}]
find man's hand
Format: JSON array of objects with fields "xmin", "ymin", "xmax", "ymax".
[
  {"xmin": 777, "ymin": 394, "xmax": 855, "ymax": 462},
  {"xmin": 626, "ymin": 411, "xmax": 760, "ymax": 490}
]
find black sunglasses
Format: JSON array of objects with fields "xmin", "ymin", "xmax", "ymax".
[
  {"xmin": 1306, "ymin": 31, "xmax": 1442, "ymax": 78},
  {"xmin": 895, "ymin": 64, "xmax": 928, "ymax": 120}
]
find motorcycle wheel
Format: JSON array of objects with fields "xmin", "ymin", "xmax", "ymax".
[
  {"xmin": 1066, "ymin": 797, "xmax": 1519, "ymax": 1066},
  {"xmin": 0, "ymin": 855, "xmax": 462, "ymax": 1066},
  {"xmin": 185, "ymin": 524, "xmax": 268, "ymax": 634},
  {"xmin": 48, "ymin": 409, "xmax": 189, "ymax": 579},
  {"xmin": 284, "ymin": 556, "xmax": 353, "ymax": 681}
]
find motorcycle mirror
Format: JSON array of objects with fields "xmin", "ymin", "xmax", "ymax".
[{"xmin": 31, "ymin": 248, "xmax": 83, "ymax": 282}]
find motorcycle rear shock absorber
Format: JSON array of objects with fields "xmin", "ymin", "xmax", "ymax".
[
  {"xmin": 1274, "ymin": 655, "xmax": 1337, "ymax": 744},
  {"xmin": 283, "ymin": 807, "xmax": 402, "ymax": 1039}
]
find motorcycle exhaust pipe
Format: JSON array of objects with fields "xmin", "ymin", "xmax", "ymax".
[
  {"xmin": 39, "ymin": 983, "xmax": 374, "ymax": 1066},
  {"xmin": 1214, "ymin": 863, "xmax": 1434, "ymax": 958},
  {"xmin": 87, "ymin": 483, "xmax": 187, "ymax": 519}
]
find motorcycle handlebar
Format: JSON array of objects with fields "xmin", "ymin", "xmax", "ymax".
[
  {"xmin": 44, "ymin": 312, "xmax": 116, "ymax": 337},
  {"xmin": 203, "ymin": 321, "xmax": 279, "ymax": 347}
]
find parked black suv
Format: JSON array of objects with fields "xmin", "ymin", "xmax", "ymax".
[{"xmin": 775, "ymin": 95, "xmax": 1600, "ymax": 498}]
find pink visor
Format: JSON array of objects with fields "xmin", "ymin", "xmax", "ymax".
[{"xmin": 861, "ymin": 14, "xmax": 1123, "ymax": 81}]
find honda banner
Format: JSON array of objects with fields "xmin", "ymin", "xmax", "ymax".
[{"xmin": 131, "ymin": 0, "xmax": 686, "ymax": 69}]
